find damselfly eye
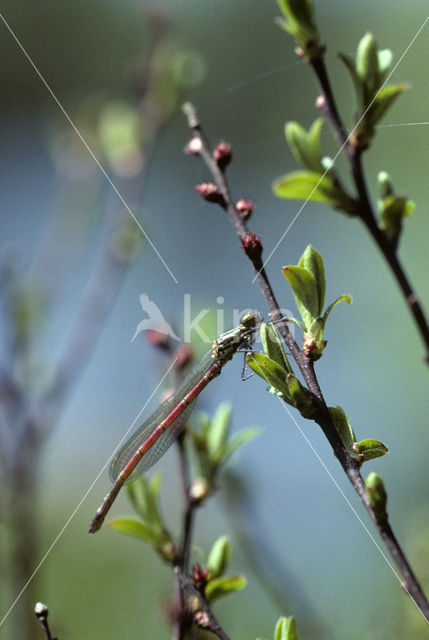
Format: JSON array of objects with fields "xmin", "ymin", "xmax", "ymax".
[{"xmin": 240, "ymin": 312, "xmax": 262, "ymax": 332}]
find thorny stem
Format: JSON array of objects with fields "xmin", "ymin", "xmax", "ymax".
[
  {"xmin": 183, "ymin": 102, "xmax": 429, "ymax": 622},
  {"xmin": 311, "ymin": 57, "xmax": 429, "ymax": 363}
]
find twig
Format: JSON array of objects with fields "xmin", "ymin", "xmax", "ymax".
[
  {"xmin": 34, "ymin": 602, "xmax": 58, "ymax": 640},
  {"xmin": 175, "ymin": 568, "xmax": 232, "ymax": 640},
  {"xmin": 183, "ymin": 103, "xmax": 429, "ymax": 621},
  {"xmin": 311, "ymin": 57, "xmax": 429, "ymax": 362},
  {"xmin": 173, "ymin": 430, "xmax": 196, "ymax": 640}
]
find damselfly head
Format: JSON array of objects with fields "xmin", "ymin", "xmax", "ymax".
[{"xmin": 239, "ymin": 312, "xmax": 263, "ymax": 334}]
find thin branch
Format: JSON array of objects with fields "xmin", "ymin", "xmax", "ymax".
[
  {"xmin": 175, "ymin": 568, "xmax": 232, "ymax": 640},
  {"xmin": 311, "ymin": 57, "xmax": 429, "ymax": 362},
  {"xmin": 34, "ymin": 603, "xmax": 58, "ymax": 640},
  {"xmin": 173, "ymin": 430, "xmax": 197, "ymax": 640},
  {"xmin": 183, "ymin": 103, "xmax": 429, "ymax": 622}
]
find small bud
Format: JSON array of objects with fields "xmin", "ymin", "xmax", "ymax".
[
  {"xmin": 161, "ymin": 541, "xmax": 177, "ymax": 562},
  {"xmin": 34, "ymin": 602, "xmax": 48, "ymax": 620},
  {"xmin": 366, "ymin": 472, "xmax": 388, "ymax": 523},
  {"xmin": 192, "ymin": 563, "xmax": 210, "ymax": 590},
  {"xmin": 145, "ymin": 328, "xmax": 171, "ymax": 350},
  {"xmin": 185, "ymin": 137, "xmax": 202, "ymax": 155},
  {"xmin": 213, "ymin": 142, "xmax": 232, "ymax": 170},
  {"xmin": 315, "ymin": 95, "xmax": 326, "ymax": 110},
  {"xmin": 349, "ymin": 442, "xmax": 364, "ymax": 463},
  {"xmin": 173, "ymin": 344, "xmax": 194, "ymax": 372},
  {"xmin": 195, "ymin": 183, "xmax": 226, "ymax": 207},
  {"xmin": 189, "ymin": 476, "xmax": 210, "ymax": 503},
  {"xmin": 194, "ymin": 610, "xmax": 211, "ymax": 629},
  {"xmin": 302, "ymin": 333, "xmax": 326, "ymax": 360},
  {"xmin": 236, "ymin": 198, "xmax": 254, "ymax": 220},
  {"xmin": 241, "ymin": 232, "xmax": 262, "ymax": 261}
]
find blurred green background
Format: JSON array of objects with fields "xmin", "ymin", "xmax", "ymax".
[{"xmin": 1, "ymin": 1, "xmax": 429, "ymax": 638}]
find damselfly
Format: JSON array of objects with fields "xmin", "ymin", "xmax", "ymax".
[{"xmin": 89, "ymin": 312, "xmax": 261, "ymax": 533}]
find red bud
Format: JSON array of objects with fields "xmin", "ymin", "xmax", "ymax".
[
  {"xmin": 195, "ymin": 183, "xmax": 226, "ymax": 207},
  {"xmin": 236, "ymin": 198, "xmax": 254, "ymax": 220},
  {"xmin": 241, "ymin": 232, "xmax": 262, "ymax": 261},
  {"xmin": 145, "ymin": 329, "xmax": 170, "ymax": 350},
  {"xmin": 192, "ymin": 563, "xmax": 210, "ymax": 590},
  {"xmin": 213, "ymin": 142, "xmax": 232, "ymax": 170}
]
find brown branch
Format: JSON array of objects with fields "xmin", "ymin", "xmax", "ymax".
[
  {"xmin": 311, "ymin": 57, "xmax": 429, "ymax": 363},
  {"xmin": 183, "ymin": 102, "xmax": 429, "ymax": 622},
  {"xmin": 175, "ymin": 568, "xmax": 232, "ymax": 640},
  {"xmin": 34, "ymin": 603, "xmax": 58, "ymax": 640}
]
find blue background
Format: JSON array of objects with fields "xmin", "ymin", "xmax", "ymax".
[{"xmin": 1, "ymin": 1, "xmax": 429, "ymax": 638}]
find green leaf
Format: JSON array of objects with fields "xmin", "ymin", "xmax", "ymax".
[
  {"xmin": 287, "ymin": 375, "xmax": 318, "ymax": 418},
  {"xmin": 367, "ymin": 83, "xmax": 407, "ymax": 126},
  {"xmin": 205, "ymin": 575, "xmax": 247, "ymax": 602},
  {"xmin": 307, "ymin": 317, "xmax": 324, "ymax": 342},
  {"xmin": 285, "ymin": 120, "xmax": 324, "ymax": 173},
  {"xmin": 220, "ymin": 427, "xmax": 261, "ymax": 464},
  {"xmin": 356, "ymin": 33, "xmax": 380, "ymax": 99},
  {"xmin": 276, "ymin": 0, "xmax": 319, "ymax": 57},
  {"xmin": 108, "ymin": 518, "xmax": 160, "ymax": 545},
  {"xmin": 322, "ymin": 294, "xmax": 352, "ymax": 325},
  {"xmin": 277, "ymin": 0, "xmax": 314, "ymax": 25},
  {"xmin": 125, "ymin": 476, "xmax": 153, "ymax": 522},
  {"xmin": 207, "ymin": 536, "xmax": 232, "ymax": 579},
  {"xmin": 307, "ymin": 118, "xmax": 325, "ymax": 158},
  {"xmin": 274, "ymin": 616, "xmax": 297, "ymax": 640},
  {"xmin": 338, "ymin": 53, "xmax": 364, "ymax": 104},
  {"xmin": 246, "ymin": 352, "xmax": 292, "ymax": 402},
  {"xmin": 273, "ymin": 171, "xmax": 357, "ymax": 215},
  {"xmin": 354, "ymin": 439, "xmax": 389, "ymax": 462},
  {"xmin": 298, "ymin": 245, "xmax": 325, "ymax": 315},
  {"xmin": 206, "ymin": 403, "xmax": 231, "ymax": 460},
  {"xmin": 260, "ymin": 323, "xmax": 293, "ymax": 374},
  {"xmin": 282, "ymin": 265, "xmax": 318, "ymax": 330},
  {"xmin": 193, "ymin": 406, "xmax": 260, "ymax": 480},
  {"xmin": 328, "ymin": 406, "xmax": 356, "ymax": 449},
  {"xmin": 379, "ymin": 195, "xmax": 414, "ymax": 236}
]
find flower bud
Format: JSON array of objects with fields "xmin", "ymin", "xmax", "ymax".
[
  {"xmin": 236, "ymin": 198, "xmax": 254, "ymax": 220},
  {"xmin": 192, "ymin": 563, "xmax": 210, "ymax": 590},
  {"xmin": 145, "ymin": 328, "xmax": 171, "ymax": 350},
  {"xmin": 241, "ymin": 232, "xmax": 262, "ymax": 261},
  {"xmin": 213, "ymin": 142, "xmax": 232, "ymax": 170},
  {"xmin": 185, "ymin": 137, "xmax": 202, "ymax": 155},
  {"xmin": 195, "ymin": 183, "xmax": 226, "ymax": 206}
]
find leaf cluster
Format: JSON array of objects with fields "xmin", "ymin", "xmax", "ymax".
[
  {"xmin": 246, "ymin": 246, "xmax": 388, "ymax": 466},
  {"xmin": 273, "ymin": 32, "xmax": 413, "ymax": 248}
]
